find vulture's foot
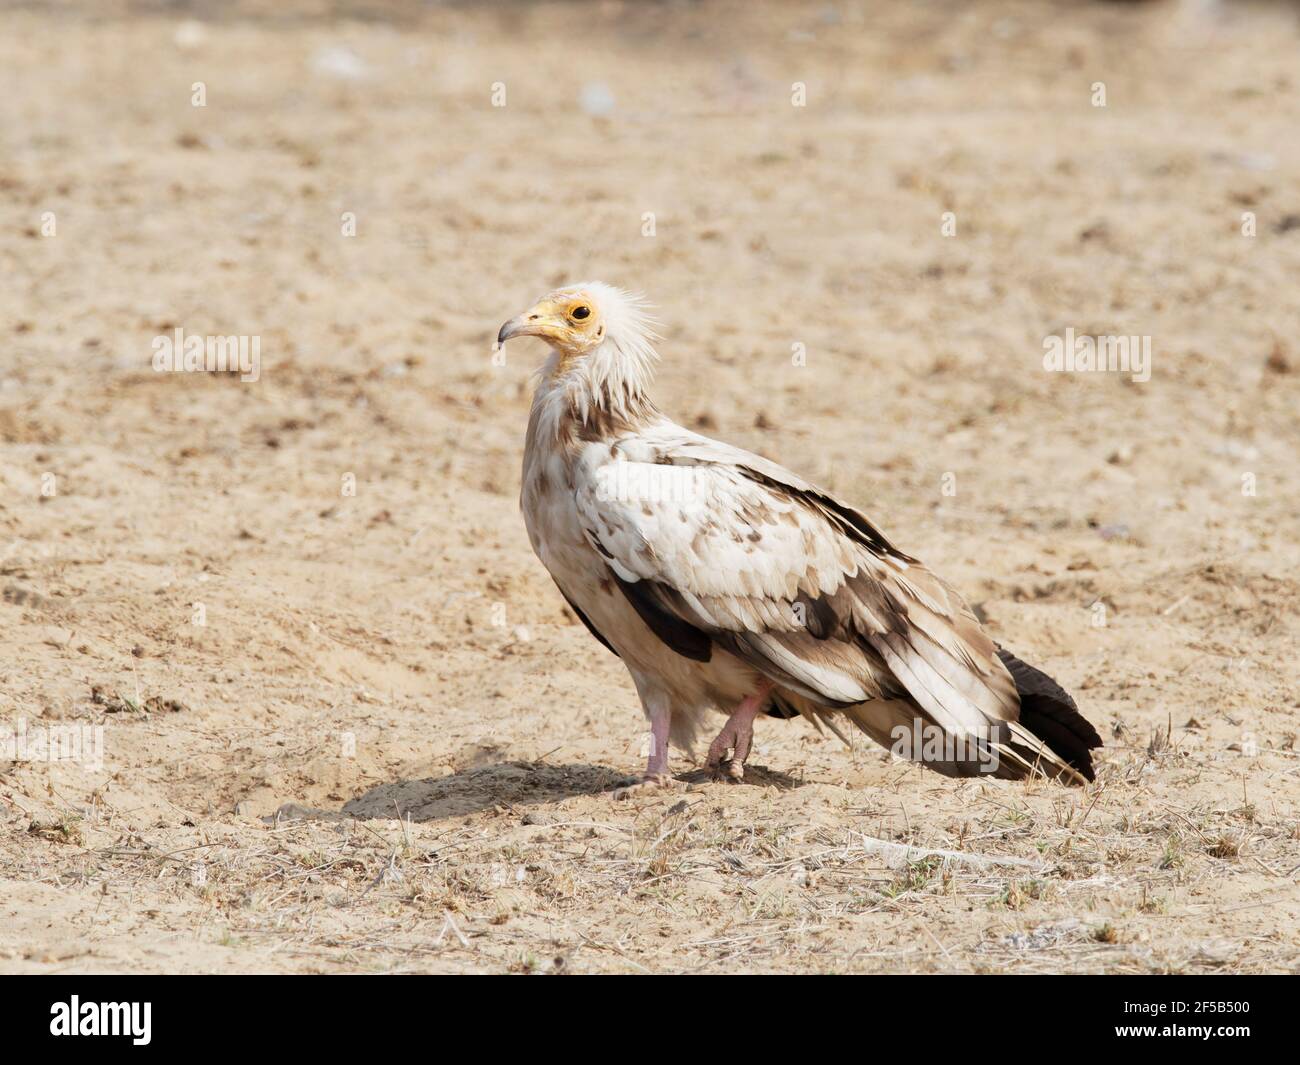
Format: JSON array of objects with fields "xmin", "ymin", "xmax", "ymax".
[
  {"xmin": 612, "ymin": 773, "xmax": 680, "ymax": 801},
  {"xmin": 705, "ymin": 682, "xmax": 774, "ymax": 782}
]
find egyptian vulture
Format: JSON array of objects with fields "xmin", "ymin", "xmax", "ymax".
[{"xmin": 498, "ymin": 283, "xmax": 1101, "ymax": 794}]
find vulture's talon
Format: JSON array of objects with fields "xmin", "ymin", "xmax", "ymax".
[
  {"xmin": 707, "ymin": 758, "xmax": 745, "ymax": 782},
  {"xmin": 612, "ymin": 773, "xmax": 678, "ymax": 801}
]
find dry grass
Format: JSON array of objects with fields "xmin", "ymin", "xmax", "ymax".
[{"xmin": 4, "ymin": 746, "xmax": 1296, "ymax": 972}]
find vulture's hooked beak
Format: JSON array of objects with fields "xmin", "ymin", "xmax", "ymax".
[{"xmin": 497, "ymin": 301, "xmax": 565, "ymax": 346}]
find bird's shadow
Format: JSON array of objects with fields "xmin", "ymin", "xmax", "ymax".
[
  {"xmin": 342, "ymin": 761, "xmax": 630, "ymax": 822},
  {"xmin": 672, "ymin": 763, "xmax": 803, "ymax": 790},
  {"xmin": 268, "ymin": 759, "xmax": 806, "ymax": 825}
]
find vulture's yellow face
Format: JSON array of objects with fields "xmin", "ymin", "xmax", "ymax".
[{"xmin": 497, "ymin": 289, "xmax": 605, "ymax": 358}]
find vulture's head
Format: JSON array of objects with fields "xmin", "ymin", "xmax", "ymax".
[
  {"xmin": 497, "ymin": 282, "xmax": 661, "ymax": 418},
  {"xmin": 498, "ymin": 285, "xmax": 602, "ymax": 355},
  {"xmin": 498, "ymin": 282, "xmax": 657, "ymax": 361}
]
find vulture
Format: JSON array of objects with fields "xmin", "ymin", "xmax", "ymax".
[{"xmin": 497, "ymin": 283, "xmax": 1101, "ymax": 794}]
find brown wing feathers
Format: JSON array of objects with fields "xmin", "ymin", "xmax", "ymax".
[
  {"xmin": 576, "ymin": 446, "xmax": 1100, "ymax": 783},
  {"xmin": 612, "ymin": 574, "xmax": 712, "ymax": 662}
]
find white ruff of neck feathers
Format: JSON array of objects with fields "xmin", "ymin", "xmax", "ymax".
[{"xmin": 543, "ymin": 282, "xmax": 660, "ymax": 427}]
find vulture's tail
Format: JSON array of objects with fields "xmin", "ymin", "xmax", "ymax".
[
  {"xmin": 993, "ymin": 648, "xmax": 1102, "ymax": 784},
  {"xmin": 823, "ymin": 650, "xmax": 1102, "ymax": 785},
  {"xmin": 774, "ymin": 647, "xmax": 1102, "ymax": 784}
]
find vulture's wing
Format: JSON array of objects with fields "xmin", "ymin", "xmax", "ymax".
[{"xmin": 572, "ymin": 426, "xmax": 1021, "ymax": 741}]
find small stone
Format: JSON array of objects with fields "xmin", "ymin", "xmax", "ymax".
[{"xmin": 579, "ymin": 82, "xmax": 615, "ymax": 117}]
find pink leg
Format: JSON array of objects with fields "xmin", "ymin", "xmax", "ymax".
[
  {"xmin": 645, "ymin": 701, "xmax": 671, "ymax": 779},
  {"xmin": 706, "ymin": 680, "xmax": 773, "ymax": 781},
  {"xmin": 613, "ymin": 697, "xmax": 676, "ymax": 800}
]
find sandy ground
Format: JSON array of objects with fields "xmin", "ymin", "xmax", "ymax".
[{"xmin": 1, "ymin": 0, "xmax": 1298, "ymax": 974}]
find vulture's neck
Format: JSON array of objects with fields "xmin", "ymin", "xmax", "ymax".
[{"xmin": 531, "ymin": 337, "xmax": 661, "ymax": 442}]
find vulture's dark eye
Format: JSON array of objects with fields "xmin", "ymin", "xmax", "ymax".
[{"xmin": 572, "ymin": 306, "xmax": 590, "ymax": 320}]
